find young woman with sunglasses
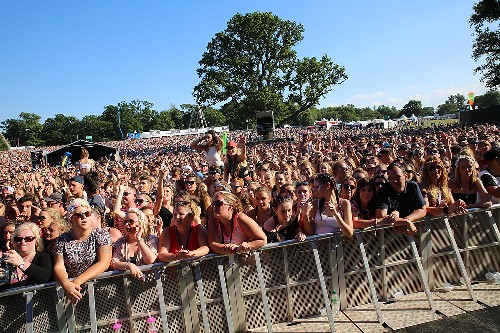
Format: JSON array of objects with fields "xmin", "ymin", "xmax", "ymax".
[
  {"xmin": 350, "ymin": 178, "xmax": 378, "ymax": 229},
  {"xmin": 448, "ymin": 155, "xmax": 491, "ymax": 209},
  {"xmin": 53, "ymin": 199, "xmax": 112, "ymax": 303},
  {"xmin": 208, "ymin": 191, "xmax": 266, "ymax": 255},
  {"xmin": 339, "ymin": 177, "xmax": 357, "ymax": 200},
  {"xmin": 158, "ymin": 200, "xmax": 209, "ymax": 262},
  {"xmin": 111, "ymin": 208, "xmax": 158, "ymax": 280},
  {"xmin": 373, "ymin": 175, "xmax": 387, "ymax": 193},
  {"xmin": 43, "ymin": 217, "xmax": 71, "ymax": 255},
  {"xmin": 263, "ymin": 194, "xmax": 306, "ymax": 243},
  {"xmin": 309, "ymin": 173, "xmax": 353, "ymax": 237},
  {"xmin": 420, "ymin": 156, "xmax": 467, "ymax": 216},
  {"xmin": 182, "ymin": 173, "xmax": 212, "ymax": 222},
  {"xmin": 1, "ymin": 222, "xmax": 53, "ymax": 289}
]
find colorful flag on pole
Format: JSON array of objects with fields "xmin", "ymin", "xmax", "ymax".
[{"xmin": 468, "ymin": 92, "xmax": 475, "ymax": 108}]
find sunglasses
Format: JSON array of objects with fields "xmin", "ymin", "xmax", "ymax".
[
  {"xmin": 428, "ymin": 164, "xmax": 443, "ymax": 172},
  {"xmin": 135, "ymin": 199, "xmax": 148, "ymax": 205},
  {"xmin": 35, "ymin": 216, "xmax": 47, "ymax": 222},
  {"xmin": 261, "ymin": 168, "xmax": 270, "ymax": 172},
  {"xmin": 231, "ymin": 185, "xmax": 241, "ymax": 189},
  {"xmin": 123, "ymin": 192, "xmax": 130, "ymax": 197},
  {"xmin": 72, "ymin": 211, "xmax": 91, "ymax": 219},
  {"xmin": 14, "ymin": 236, "xmax": 36, "ymax": 243},
  {"xmin": 375, "ymin": 182, "xmax": 386, "ymax": 187},
  {"xmin": 296, "ymin": 181, "xmax": 310, "ymax": 186},
  {"xmin": 212, "ymin": 200, "xmax": 228, "ymax": 208},
  {"xmin": 427, "ymin": 150, "xmax": 438, "ymax": 155},
  {"xmin": 405, "ymin": 169, "xmax": 414, "ymax": 173},
  {"xmin": 343, "ymin": 184, "xmax": 356, "ymax": 190},
  {"xmin": 124, "ymin": 219, "xmax": 136, "ymax": 225},
  {"xmin": 184, "ymin": 181, "xmax": 195, "ymax": 185},
  {"xmin": 208, "ymin": 171, "xmax": 218, "ymax": 175},
  {"xmin": 174, "ymin": 201, "xmax": 190, "ymax": 207}
]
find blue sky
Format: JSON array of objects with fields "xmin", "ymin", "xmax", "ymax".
[{"xmin": 0, "ymin": 1, "xmax": 486, "ymax": 123}]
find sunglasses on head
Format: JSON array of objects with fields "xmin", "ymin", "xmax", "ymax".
[
  {"xmin": 343, "ymin": 184, "xmax": 356, "ymax": 190},
  {"xmin": 212, "ymin": 200, "xmax": 228, "ymax": 208},
  {"xmin": 72, "ymin": 211, "xmax": 91, "ymax": 219},
  {"xmin": 14, "ymin": 236, "xmax": 36, "ymax": 243},
  {"xmin": 428, "ymin": 164, "xmax": 442, "ymax": 172}
]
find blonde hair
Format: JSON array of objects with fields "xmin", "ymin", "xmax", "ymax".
[
  {"xmin": 455, "ymin": 155, "xmax": 478, "ymax": 190},
  {"xmin": 214, "ymin": 191, "xmax": 243, "ymax": 213},
  {"xmin": 421, "ymin": 156, "xmax": 453, "ymax": 204},
  {"xmin": 13, "ymin": 222, "xmax": 44, "ymax": 252},
  {"xmin": 125, "ymin": 208, "xmax": 149, "ymax": 235},
  {"xmin": 41, "ymin": 207, "xmax": 62, "ymax": 221}
]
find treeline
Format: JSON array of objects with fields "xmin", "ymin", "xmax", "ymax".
[{"xmin": 1, "ymin": 91, "xmax": 499, "ymax": 148}]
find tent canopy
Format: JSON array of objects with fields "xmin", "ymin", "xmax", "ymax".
[{"xmin": 45, "ymin": 140, "xmax": 119, "ymax": 166}]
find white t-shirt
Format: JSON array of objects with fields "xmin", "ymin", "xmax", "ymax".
[{"xmin": 479, "ymin": 169, "xmax": 500, "ymax": 204}]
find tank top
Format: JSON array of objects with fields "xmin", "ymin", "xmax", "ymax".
[
  {"xmin": 314, "ymin": 201, "xmax": 340, "ymax": 234},
  {"xmin": 168, "ymin": 225, "xmax": 200, "ymax": 254},
  {"xmin": 452, "ymin": 192, "xmax": 477, "ymax": 205},
  {"xmin": 218, "ymin": 213, "xmax": 248, "ymax": 245},
  {"xmin": 205, "ymin": 146, "xmax": 223, "ymax": 166},
  {"xmin": 263, "ymin": 215, "xmax": 300, "ymax": 243}
]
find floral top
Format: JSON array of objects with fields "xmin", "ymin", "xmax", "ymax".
[
  {"xmin": 54, "ymin": 228, "xmax": 112, "ymax": 278},
  {"xmin": 112, "ymin": 235, "xmax": 158, "ymax": 266}
]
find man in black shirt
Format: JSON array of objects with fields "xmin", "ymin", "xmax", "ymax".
[
  {"xmin": 479, "ymin": 147, "xmax": 500, "ymax": 204},
  {"xmin": 376, "ymin": 162, "xmax": 426, "ymax": 234}
]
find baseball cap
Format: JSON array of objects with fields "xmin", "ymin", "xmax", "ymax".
[
  {"xmin": 227, "ymin": 141, "xmax": 238, "ymax": 148},
  {"xmin": 71, "ymin": 175, "xmax": 85, "ymax": 184},
  {"xmin": 44, "ymin": 192, "xmax": 63, "ymax": 203}
]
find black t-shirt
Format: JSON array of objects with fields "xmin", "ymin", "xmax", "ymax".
[
  {"xmin": 159, "ymin": 205, "xmax": 173, "ymax": 229},
  {"xmin": 376, "ymin": 180, "xmax": 426, "ymax": 218}
]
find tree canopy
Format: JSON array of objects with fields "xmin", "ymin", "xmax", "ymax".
[
  {"xmin": 193, "ymin": 11, "xmax": 348, "ymax": 127},
  {"xmin": 470, "ymin": 0, "xmax": 500, "ymax": 88}
]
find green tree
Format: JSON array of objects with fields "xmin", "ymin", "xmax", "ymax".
[
  {"xmin": 475, "ymin": 89, "xmax": 500, "ymax": 107},
  {"xmin": 399, "ymin": 100, "xmax": 423, "ymax": 118},
  {"xmin": 42, "ymin": 114, "xmax": 80, "ymax": 145},
  {"xmin": 437, "ymin": 94, "xmax": 466, "ymax": 115},
  {"xmin": 1, "ymin": 112, "xmax": 44, "ymax": 147},
  {"xmin": 79, "ymin": 115, "xmax": 115, "ymax": 142},
  {"xmin": 193, "ymin": 11, "xmax": 347, "ymax": 127},
  {"xmin": 470, "ymin": 0, "xmax": 500, "ymax": 88}
]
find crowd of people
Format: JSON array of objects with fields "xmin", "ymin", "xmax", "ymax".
[{"xmin": 0, "ymin": 122, "xmax": 499, "ymax": 302}]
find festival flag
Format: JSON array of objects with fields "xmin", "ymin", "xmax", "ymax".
[
  {"xmin": 222, "ymin": 132, "xmax": 227, "ymax": 155},
  {"xmin": 468, "ymin": 92, "xmax": 475, "ymax": 109}
]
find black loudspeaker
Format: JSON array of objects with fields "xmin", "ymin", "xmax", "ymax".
[{"xmin": 256, "ymin": 111, "xmax": 274, "ymax": 137}]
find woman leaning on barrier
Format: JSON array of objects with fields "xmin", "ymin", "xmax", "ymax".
[
  {"xmin": 207, "ymin": 191, "xmax": 267, "ymax": 255},
  {"xmin": 1, "ymin": 223, "xmax": 53, "ymax": 290},
  {"xmin": 110, "ymin": 208, "xmax": 158, "ymax": 280},
  {"xmin": 262, "ymin": 194, "xmax": 306, "ymax": 243},
  {"xmin": 351, "ymin": 178, "xmax": 378, "ymax": 229},
  {"xmin": 157, "ymin": 200, "xmax": 209, "ymax": 262},
  {"xmin": 53, "ymin": 199, "xmax": 112, "ymax": 303},
  {"xmin": 448, "ymin": 155, "xmax": 492, "ymax": 209},
  {"xmin": 309, "ymin": 173, "xmax": 354, "ymax": 238},
  {"xmin": 419, "ymin": 156, "xmax": 467, "ymax": 216}
]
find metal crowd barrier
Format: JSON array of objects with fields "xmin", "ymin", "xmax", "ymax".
[{"xmin": 1, "ymin": 205, "xmax": 499, "ymax": 333}]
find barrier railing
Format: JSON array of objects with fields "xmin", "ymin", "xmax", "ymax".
[{"xmin": 1, "ymin": 205, "xmax": 499, "ymax": 333}]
